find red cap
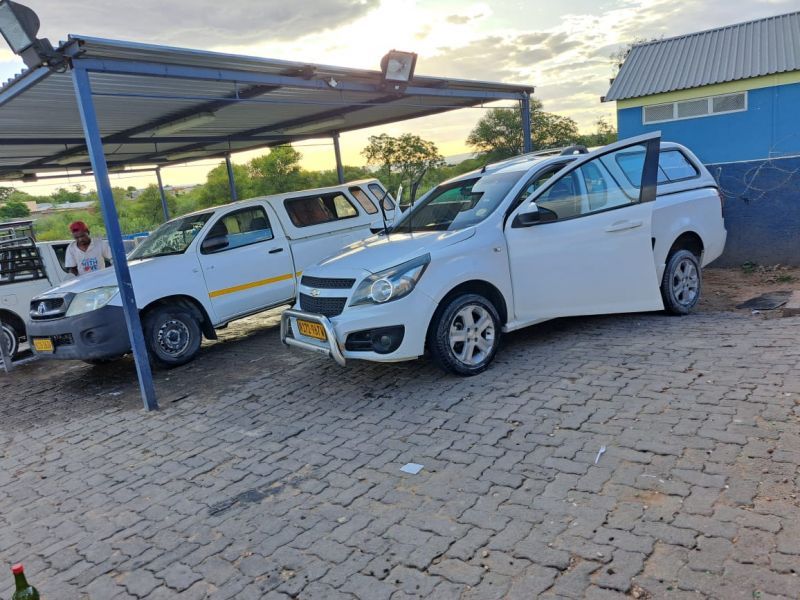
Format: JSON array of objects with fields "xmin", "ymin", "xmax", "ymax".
[
  {"xmin": 69, "ymin": 220, "xmax": 88, "ymax": 233},
  {"xmin": 11, "ymin": 564, "xmax": 23, "ymax": 575}
]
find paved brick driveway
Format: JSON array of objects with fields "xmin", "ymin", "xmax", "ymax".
[{"xmin": 1, "ymin": 307, "xmax": 799, "ymax": 599}]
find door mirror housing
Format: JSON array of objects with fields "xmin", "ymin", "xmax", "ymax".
[
  {"xmin": 201, "ymin": 235, "xmax": 229, "ymax": 253},
  {"xmin": 513, "ymin": 202, "xmax": 557, "ymax": 227}
]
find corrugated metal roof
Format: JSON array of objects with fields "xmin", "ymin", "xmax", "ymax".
[
  {"xmin": 0, "ymin": 35, "xmax": 533, "ymax": 178},
  {"xmin": 605, "ymin": 11, "xmax": 800, "ymax": 101}
]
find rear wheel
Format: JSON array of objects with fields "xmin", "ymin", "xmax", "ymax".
[
  {"xmin": 143, "ymin": 306, "xmax": 202, "ymax": 368},
  {"xmin": 1, "ymin": 322, "xmax": 19, "ymax": 360},
  {"xmin": 428, "ymin": 293, "xmax": 501, "ymax": 376},
  {"xmin": 661, "ymin": 249, "xmax": 701, "ymax": 315}
]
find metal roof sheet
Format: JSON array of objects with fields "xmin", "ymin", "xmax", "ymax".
[
  {"xmin": 0, "ymin": 35, "xmax": 533, "ymax": 179},
  {"xmin": 605, "ymin": 11, "xmax": 800, "ymax": 101}
]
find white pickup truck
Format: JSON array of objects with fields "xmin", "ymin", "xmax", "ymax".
[
  {"xmin": 281, "ymin": 134, "xmax": 727, "ymax": 375},
  {"xmin": 27, "ymin": 179, "xmax": 399, "ymax": 367},
  {"xmin": 0, "ymin": 221, "xmax": 74, "ymax": 359}
]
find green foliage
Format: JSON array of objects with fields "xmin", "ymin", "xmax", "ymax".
[
  {"xmin": 51, "ymin": 185, "xmax": 85, "ymax": 204},
  {"xmin": 575, "ymin": 118, "xmax": 618, "ymax": 148},
  {"xmin": 0, "ymin": 186, "xmax": 13, "ymax": 202},
  {"xmin": 362, "ymin": 133, "xmax": 445, "ymax": 196},
  {"xmin": 249, "ymin": 146, "xmax": 309, "ymax": 195},
  {"xmin": 194, "ymin": 163, "xmax": 252, "ymax": 208},
  {"xmin": 0, "ymin": 201, "xmax": 31, "ymax": 219}
]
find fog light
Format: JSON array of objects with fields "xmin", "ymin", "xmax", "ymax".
[{"xmin": 345, "ymin": 326, "xmax": 405, "ymax": 354}]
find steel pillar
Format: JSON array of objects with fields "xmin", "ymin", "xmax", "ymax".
[
  {"xmin": 155, "ymin": 167, "xmax": 170, "ymax": 222},
  {"xmin": 332, "ymin": 133, "xmax": 344, "ymax": 185},
  {"xmin": 225, "ymin": 154, "xmax": 238, "ymax": 202},
  {"xmin": 521, "ymin": 92, "xmax": 532, "ymax": 153},
  {"xmin": 71, "ymin": 65, "xmax": 158, "ymax": 411}
]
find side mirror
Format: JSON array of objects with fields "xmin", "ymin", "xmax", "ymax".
[
  {"xmin": 201, "ymin": 235, "xmax": 229, "ymax": 253},
  {"xmin": 514, "ymin": 202, "xmax": 557, "ymax": 227}
]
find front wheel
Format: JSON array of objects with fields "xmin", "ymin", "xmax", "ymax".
[
  {"xmin": 1, "ymin": 322, "xmax": 19, "ymax": 360},
  {"xmin": 143, "ymin": 306, "xmax": 202, "ymax": 368},
  {"xmin": 661, "ymin": 249, "xmax": 702, "ymax": 315},
  {"xmin": 428, "ymin": 293, "xmax": 501, "ymax": 376}
]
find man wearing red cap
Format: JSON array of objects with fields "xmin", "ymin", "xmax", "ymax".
[{"xmin": 64, "ymin": 221, "xmax": 112, "ymax": 276}]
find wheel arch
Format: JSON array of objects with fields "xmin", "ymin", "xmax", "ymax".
[
  {"xmin": 140, "ymin": 295, "xmax": 217, "ymax": 340},
  {"xmin": 428, "ymin": 280, "xmax": 509, "ymax": 339},
  {"xmin": 668, "ymin": 231, "xmax": 704, "ymax": 260},
  {"xmin": 0, "ymin": 308, "xmax": 27, "ymax": 341}
]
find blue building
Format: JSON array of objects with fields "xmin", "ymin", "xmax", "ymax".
[{"xmin": 604, "ymin": 11, "xmax": 800, "ymax": 266}]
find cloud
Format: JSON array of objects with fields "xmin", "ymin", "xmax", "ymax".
[
  {"xmin": 446, "ymin": 15, "xmax": 472, "ymax": 25},
  {"xmin": 27, "ymin": 0, "xmax": 380, "ymax": 47}
]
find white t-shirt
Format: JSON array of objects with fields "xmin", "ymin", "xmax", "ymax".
[{"xmin": 64, "ymin": 238, "xmax": 112, "ymax": 275}]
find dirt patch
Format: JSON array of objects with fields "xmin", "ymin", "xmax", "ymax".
[{"xmin": 699, "ymin": 266, "xmax": 800, "ymax": 313}]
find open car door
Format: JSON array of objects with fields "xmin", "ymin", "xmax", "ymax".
[{"xmin": 505, "ymin": 133, "xmax": 665, "ymax": 324}]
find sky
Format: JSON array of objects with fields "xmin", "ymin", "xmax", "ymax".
[{"xmin": 1, "ymin": 0, "xmax": 796, "ymax": 194}]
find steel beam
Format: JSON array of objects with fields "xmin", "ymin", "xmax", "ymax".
[
  {"xmin": 332, "ymin": 133, "xmax": 344, "ymax": 185},
  {"xmin": 155, "ymin": 167, "xmax": 170, "ymax": 221},
  {"xmin": 71, "ymin": 65, "xmax": 158, "ymax": 412},
  {"xmin": 225, "ymin": 154, "xmax": 237, "ymax": 202},
  {"xmin": 521, "ymin": 92, "xmax": 532, "ymax": 153}
]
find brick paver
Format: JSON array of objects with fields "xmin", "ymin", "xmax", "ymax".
[{"xmin": 1, "ymin": 309, "xmax": 799, "ymax": 599}]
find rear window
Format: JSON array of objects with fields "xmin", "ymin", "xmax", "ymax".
[
  {"xmin": 368, "ymin": 183, "xmax": 395, "ymax": 210},
  {"xmin": 615, "ymin": 149, "xmax": 699, "ymax": 187},
  {"xmin": 285, "ymin": 192, "xmax": 358, "ymax": 228}
]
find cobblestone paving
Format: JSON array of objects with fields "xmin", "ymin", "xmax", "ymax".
[{"xmin": 1, "ymin": 309, "xmax": 799, "ymax": 599}]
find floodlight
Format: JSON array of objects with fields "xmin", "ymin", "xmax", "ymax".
[
  {"xmin": 148, "ymin": 112, "xmax": 217, "ymax": 137},
  {"xmin": 0, "ymin": 1, "xmax": 60, "ymax": 69},
  {"xmin": 283, "ymin": 116, "xmax": 346, "ymax": 135},
  {"xmin": 380, "ymin": 50, "xmax": 417, "ymax": 88}
]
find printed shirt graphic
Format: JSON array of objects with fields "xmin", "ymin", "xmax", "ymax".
[{"xmin": 65, "ymin": 239, "xmax": 112, "ymax": 275}]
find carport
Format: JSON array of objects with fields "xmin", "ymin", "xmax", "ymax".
[{"xmin": 0, "ymin": 4, "xmax": 534, "ymax": 410}]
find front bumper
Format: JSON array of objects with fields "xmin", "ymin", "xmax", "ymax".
[
  {"xmin": 27, "ymin": 305, "xmax": 131, "ymax": 361},
  {"xmin": 280, "ymin": 291, "xmax": 436, "ymax": 366}
]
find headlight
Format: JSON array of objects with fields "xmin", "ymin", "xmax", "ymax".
[
  {"xmin": 65, "ymin": 286, "xmax": 119, "ymax": 317},
  {"xmin": 350, "ymin": 254, "xmax": 430, "ymax": 307}
]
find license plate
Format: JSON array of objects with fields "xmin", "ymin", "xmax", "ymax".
[
  {"xmin": 297, "ymin": 319, "xmax": 327, "ymax": 341},
  {"xmin": 33, "ymin": 337, "xmax": 54, "ymax": 353}
]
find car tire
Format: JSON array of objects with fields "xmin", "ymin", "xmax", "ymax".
[
  {"xmin": 1, "ymin": 321, "xmax": 19, "ymax": 360},
  {"xmin": 428, "ymin": 293, "xmax": 501, "ymax": 376},
  {"xmin": 143, "ymin": 306, "xmax": 202, "ymax": 368},
  {"xmin": 661, "ymin": 249, "xmax": 702, "ymax": 315}
]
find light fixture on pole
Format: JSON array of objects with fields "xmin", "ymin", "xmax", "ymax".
[
  {"xmin": 380, "ymin": 50, "xmax": 417, "ymax": 91},
  {"xmin": 0, "ymin": 1, "xmax": 63, "ymax": 69}
]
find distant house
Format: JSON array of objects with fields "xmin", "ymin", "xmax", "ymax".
[{"xmin": 604, "ymin": 11, "xmax": 800, "ymax": 266}]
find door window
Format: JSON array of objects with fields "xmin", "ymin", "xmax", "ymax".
[
  {"xmin": 368, "ymin": 183, "xmax": 395, "ymax": 210},
  {"xmin": 202, "ymin": 206, "xmax": 273, "ymax": 254},
  {"xmin": 534, "ymin": 144, "xmax": 648, "ymax": 221},
  {"xmin": 349, "ymin": 187, "xmax": 378, "ymax": 214},
  {"xmin": 285, "ymin": 192, "xmax": 358, "ymax": 227}
]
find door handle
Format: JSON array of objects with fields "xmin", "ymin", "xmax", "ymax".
[
  {"xmin": 605, "ymin": 220, "xmax": 643, "ymax": 233},
  {"xmin": 269, "ymin": 247, "xmax": 284, "ymax": 254}
]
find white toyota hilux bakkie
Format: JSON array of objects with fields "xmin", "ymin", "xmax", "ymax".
[{"xmin": 281, "ymin": 133, "xmax": 727, "ymax": 375}]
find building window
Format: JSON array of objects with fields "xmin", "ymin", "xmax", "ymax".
[{"xmin": 642, "ymin": 92, "xmax": 747, "ymax": 124}]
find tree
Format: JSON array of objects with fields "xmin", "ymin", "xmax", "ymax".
[
  {"xmin": 131, "ymin": 184, "xmax": 177, "ymax": 225},
  {"xmin": 51, "ymin": 186, "xmax": 84, "ymax": 204},
  {"xmin": 195, "ymin": 162, "xmax": 251, "ymax": 208},
  {"xmin": 0, "ymin": 186, "xmax": 13, "ymax": 202},
  {"xmin": 249, "ymin": 146, "xmax": 309, "ymax": 195},
  {"xmin": 467, "ymin": 101, "xmax": 580, "ymax": 161},
  {"xmin": 362, "ymin": 133, "xmax": 445, "ymax": 196},
  {"xmin": 576, "ymin": 118, "xmax": 618, "ymax": 148},
  {"xmin": 0, "ymin": 201, "xmax": 31, "ymax": 219}
]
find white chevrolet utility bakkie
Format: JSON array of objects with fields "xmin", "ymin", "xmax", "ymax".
[
  {"xmin": 281, "ymin": 133, "xmax": 727, "ymax": 375},
  {"xmin": 27, "ymin": 179, "xmax": 399, "ymax": 367}
]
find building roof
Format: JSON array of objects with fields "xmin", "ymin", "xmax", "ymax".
[
  {"xmin": 0, "ymin": 35, "xmax": 533, "ymax": 180},
  {"xmin": 604, "ymin": 11, "xmax": 800, "ymax": 101}
]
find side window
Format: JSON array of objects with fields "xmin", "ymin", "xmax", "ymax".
[
  {"xmin": 616, "ymin": 149, "xmax": 698, "ymax": 186},
  {"xmin": 285, "ymin": 192, "xmax": 359, "ymax": 228},
  {"xmin": 52, "ymin": 243, "xmax": 71, "ymax": 273},
  {"xmin": 536, "ymin": 144, "xmax": 646, "ymax": 221},
  {"xmin": 368, "ymin": 183, "xmax": 395, "ymax": 210},
  {"xmin": 203, "ymin": 206, "xmax": 273, "ymax": 253},
  {"xmin": 513, "ymin": 163, "xmax": 568, "ymax": 210},
  {"xmin": 349, "ymin": 187, "xmax": 378, "ymax": 215}
]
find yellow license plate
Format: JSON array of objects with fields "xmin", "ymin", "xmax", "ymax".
[
  {"xmin": 297, "ymin": 319, "xmax": 327, "ymax": 341},
  {"xmin": 33, "ymin": 338, "xmax": 54, "ymax": 353}
]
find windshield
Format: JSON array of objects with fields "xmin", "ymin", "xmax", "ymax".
[
  {"xmin": 393, "ymin": 171, "xmax": 524, "ymax": 233},
  {"xmin": 128, "ymin": 212, "xmax": 213, "ymax": 260}
]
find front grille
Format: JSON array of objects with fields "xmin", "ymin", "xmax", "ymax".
[
  {"xmin": 30, "ymin": 297, "xmax": 66, "ymax": 320},
  {"xmin": 301, "ymin": 275, "xmax": 355, "ymax": 289},
  {"xmin": 299, "ymin": 293, "xmax": 347, "ymax": 317},
  {"xmin": 53, "ymin": 333, "xmax": 74, "ymax": 347}
]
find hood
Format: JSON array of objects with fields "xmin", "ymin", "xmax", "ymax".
[
  {"xmin": 34, "ymin": 257, "xmax": 161, "ymax": 298},
  {"xmin": 312, "ymin": 228, "xmax": 475, "ymax": 276}
]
